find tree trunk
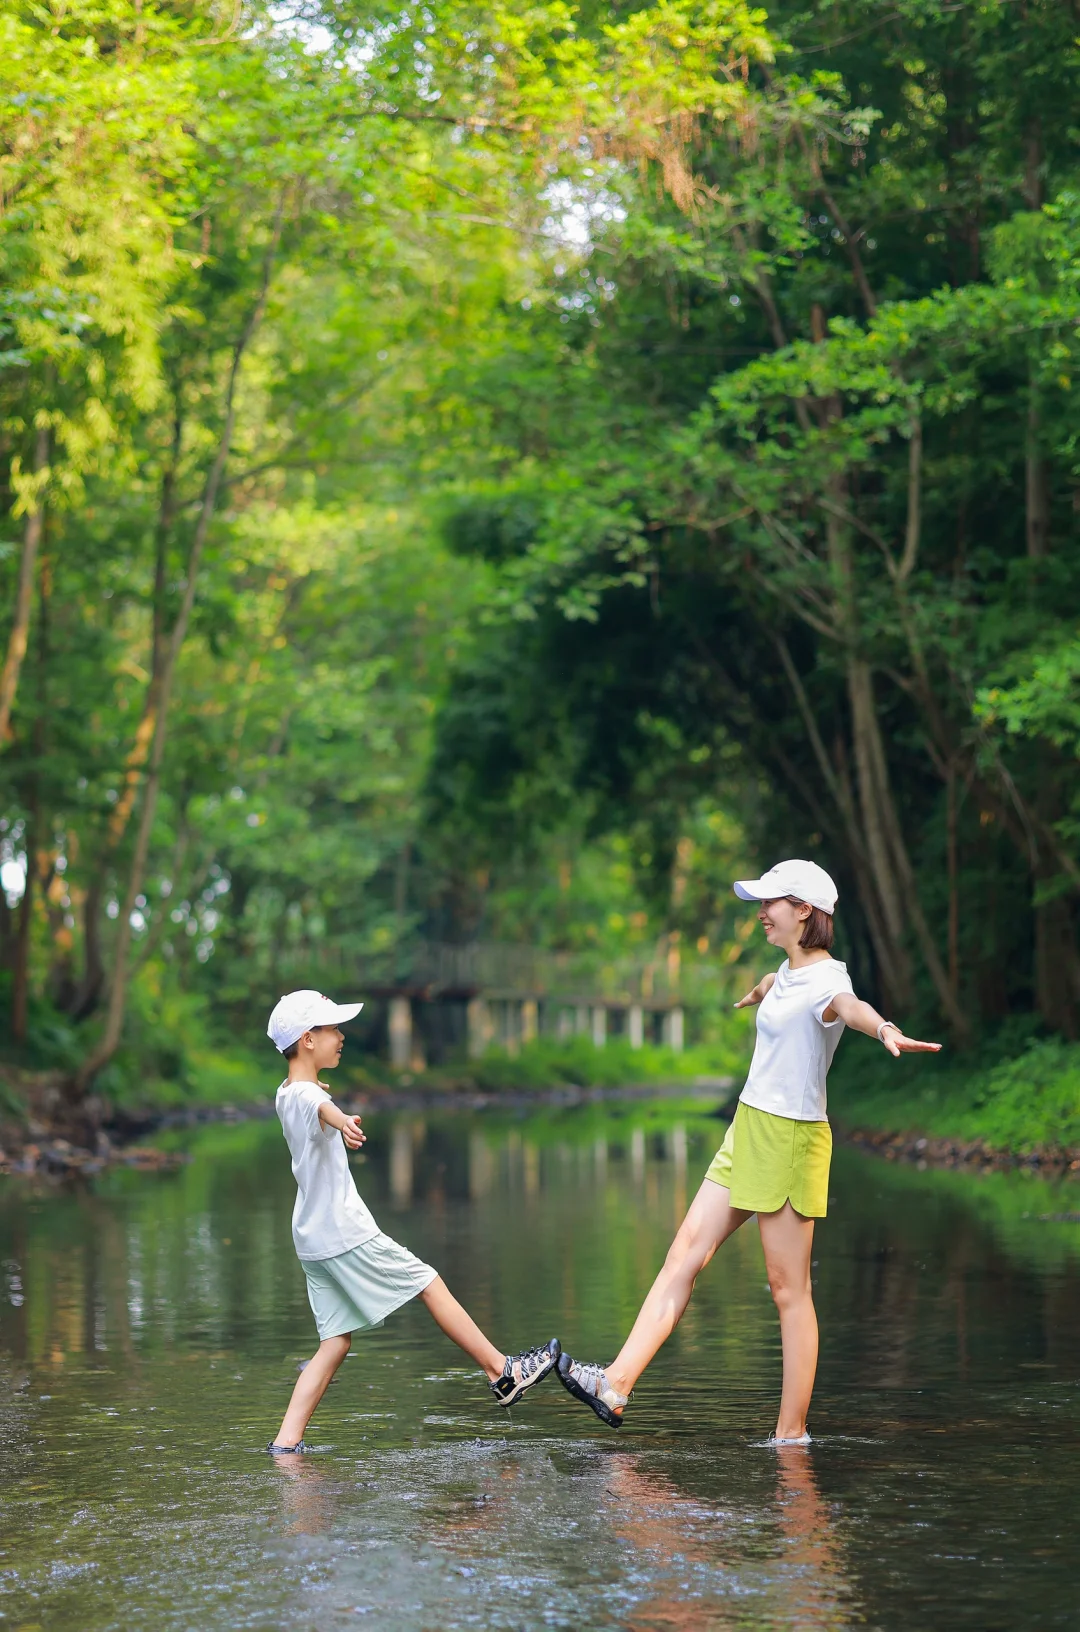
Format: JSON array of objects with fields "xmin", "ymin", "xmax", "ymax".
[
  {"xmin": 1032, "ymin": 764, "xmax": 1080, "ymax": 1037},
  {"xmin": 0, "ymin": 424, "xmax": 49, "ymax": 745},
  {"xmin": 1032, "ymin": 876, "xmax": 1079, "ymax": 1039},
  {"xmin": 11, "ymin": 825, "xmax": 35, "ymax": 1043},
  {"xmin": 69, "ymin": 201, "xmax": 285, "ymax": 1099},
  {"xmin": 11, "ymin": 560, "xmax": 49, "ymax": 1041},
  {"xmin": 1026, "ymin": 382, "xmax": 1049, "ymax": 559},
  {"xmin": 846, "ymin": 658, "xmax": 915, "ymax": 1008}
]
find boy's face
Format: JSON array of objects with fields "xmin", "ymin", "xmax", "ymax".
[{"xmin": 304, "ymin": 1025, "xmax": 345, "ymax": 1069}]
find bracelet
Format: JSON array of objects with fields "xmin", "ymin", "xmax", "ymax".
[{"xmin": 876, "ymin": 1020, "xmax": 899, "ymax": 1041}]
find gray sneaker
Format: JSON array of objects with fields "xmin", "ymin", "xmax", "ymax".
[
  {"xmin": 556, "ymin": 1352, "xmax": 628, "ymax": 1428},
  {"xmin": 490, "ymin": 1338, "xmax": 561, "ymax": 1407}
]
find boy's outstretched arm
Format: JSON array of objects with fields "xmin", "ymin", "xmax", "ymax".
[{"xmin": 317, "ymin": 1098, "xmax": 366, "ymax": 1148}]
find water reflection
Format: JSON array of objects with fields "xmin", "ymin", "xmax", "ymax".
[{"xmin": 0, "ymin": 1103, "xmax": 1078, "ymax": 1631}]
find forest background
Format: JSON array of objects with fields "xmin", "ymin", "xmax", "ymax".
[{"xmin": 2, "ymin": 0, "xmax": 1080, "ymax": 1151}]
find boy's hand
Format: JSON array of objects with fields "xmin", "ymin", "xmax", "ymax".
[{"xmin": 339, "ymin": 1114, "xmax": 365, "ymax": 1149}]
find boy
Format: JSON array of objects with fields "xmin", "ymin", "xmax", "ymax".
[{"xmin": 266, "ymin": 989, "xmax": 559, "ymax": 1452}]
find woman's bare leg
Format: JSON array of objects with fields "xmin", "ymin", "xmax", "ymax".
[
  {"xmin": 758, "ymin": 1202, "xmax": 817, "ymax": 1439},
  {"xmin": 274, "ymin": 1333, "xmax": 352, "ymax": 1446},
  {"xmin": 420, "ymin": 1275, "xmax": 505, "ymax": 1380},
  {"xmin": 606, "ymin": 1180, "xmax": 752, "ymax": 1398}
]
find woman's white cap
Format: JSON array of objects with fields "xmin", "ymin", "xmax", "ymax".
[
  {"xmin": 733, "ymin": 859, "xmax": 838, "ymax": 915},
  {"xmin": 267, "ymin": 989, "xmax": 364, "ymax": 1052}
]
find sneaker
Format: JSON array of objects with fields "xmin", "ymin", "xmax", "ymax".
[
  {"xmin": 266, "ymin": 1439, "xmax": 308, "ymax": 1454},
  {"xmin": 555, "ymin": 1352, "xmax": 628, "ymax": 1428},
  {"xmin": 489, "ymin": 1338, "xmax": 561, "ymax": 1407},
  {"xmin": 764, "ymin": 1432, "xmax": 811, "ymax": 1447}
]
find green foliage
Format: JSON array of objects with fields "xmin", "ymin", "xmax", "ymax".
[
  {"xmin": 830, "ymin": 1033, "xmax": 1080, "ymax": 1153},
  {"xmin": 457, "ymin": 1029, "xmax": 750, "ymax": 1092}
]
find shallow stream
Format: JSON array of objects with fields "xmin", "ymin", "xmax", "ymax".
[{"xmin": 1, "ymin": 1097, "xmax": 1078, "ymax": 1629}]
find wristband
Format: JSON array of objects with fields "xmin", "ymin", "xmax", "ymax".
[{"xmin": 876, "ymin": 1020, "xmax": 899, "ymax": 1042}]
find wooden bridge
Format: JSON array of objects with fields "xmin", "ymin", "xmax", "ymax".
[{"xmin": 281, "ymin": 939, "xmax": 715, "ymax": 1070}]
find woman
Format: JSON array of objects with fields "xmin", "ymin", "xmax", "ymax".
[{"xmin": 556, "ymin": 857, "xmax": 941, "ymax": 1445}]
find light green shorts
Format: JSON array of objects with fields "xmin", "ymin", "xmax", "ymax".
[
  {"xmin": 302, "ymin": 1231, "xmax": 438, "ymax": 1340},
  {"xmin": 705, "ymin": 1101, "xmax": 832, "ymax": 1218}
]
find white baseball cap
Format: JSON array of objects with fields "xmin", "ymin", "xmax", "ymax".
[
  {"xmin": 733, "ymin": 859, "xmax": 838, "ymax": 915},
  {"xmin": 266, "ymin": 989, "xmax": 364, "ymax": 1052}
]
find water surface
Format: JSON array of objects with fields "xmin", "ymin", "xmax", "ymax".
[{"xmin": 1, "ymin": 1098, "xmax": 1078, "ymax": 1629}]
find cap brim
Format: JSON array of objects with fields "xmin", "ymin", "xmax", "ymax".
[
  {"xmin": 733, "ymin": 879, "xmax": 768, "ymax": 901},
  {"xmin": 323, "ymin": 1002, "xmax": 363, "ymax": 1025}
]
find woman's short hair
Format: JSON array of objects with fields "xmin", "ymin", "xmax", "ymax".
[{"xmin": 788, "ymin": 898, "xmax": 834, "ymax": 951}]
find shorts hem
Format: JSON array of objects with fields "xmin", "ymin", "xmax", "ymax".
[{"xmin": 311, "ymin": 1266, "xmax": 439, "ymax": 1342}]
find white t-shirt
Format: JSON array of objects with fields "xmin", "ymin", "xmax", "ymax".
[
  {"xmin": 739, "ymin": 957, "xmax": 854, "ymax": 1123},
  {"xmin": 275, "ymin": 1080, "xmax": 379, "ymax": 1261}
]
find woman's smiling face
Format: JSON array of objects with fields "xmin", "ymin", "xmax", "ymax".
[{"xmin": 757, "ymin": 896, "xmax": 810, "ymax": 948}]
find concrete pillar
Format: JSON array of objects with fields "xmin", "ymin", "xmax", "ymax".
[
  {"xmin": 591, "ymin": 1005, "xmax": 607, "ymax": 1048},
  {"xmin": 467, "ymin": 996, "xmax": 494, "ymax": 1059},
  {"xmin": 521, "ymin": 998, "xmax": 539, "ymax": 1045},
  {"xmin": 390, "ymin": 1118, "xmax": 413, "ymax": 1202},
  {"xmin": 663, "ymin": 1006, "xmax": 685, "ymax": 1053},
  {"xmin": 575, "ymin": 1004, "xmax": 590, "ymax": 1037},
  {"xmin": 628, "ymin": 1003, "xmax": 644, "ymax": 1050},
  {"xmin": 389, "ymin": 996, "xmax": 412, "ymax": 1070},
  {"xmin": 557, "ymin": 1007, "xmax": 573, "ymax": 1041}
]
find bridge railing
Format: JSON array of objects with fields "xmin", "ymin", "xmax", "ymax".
[{"xmin": 276, "ymin": 938, "xmax": 737, "ymax": 1007}]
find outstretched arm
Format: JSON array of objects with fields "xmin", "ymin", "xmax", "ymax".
[
  {"xmin": 317, "ymin": 1098, "xmax": 366, "ymax": 1148},
  {"xmin": 733, "ymin": 971, "xmax": 777, "ymax": 1009},
  {"xmin": 826, "ymin": 992, "xmax": 942, "ymax": 1056}
]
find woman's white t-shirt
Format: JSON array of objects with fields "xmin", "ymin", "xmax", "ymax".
[
  {"xmin": 739, "ymin": 957, "xmax": 854, "ymax": 1123},
  {"xmin": 275, "ymin": 1080, "xmax": 379, "ymax": 1261}
]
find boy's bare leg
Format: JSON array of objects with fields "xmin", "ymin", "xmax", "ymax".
[
  {"xmin": 605, "ymin": 1181, "xmax": 751, "ymax": 1399},
  {"xmin": 420, "ymin": 1275, "xmax": 505, "ymax": 1380},
  {"xmin": 273, "ymin": 1334, "xmax": 352, "ymax": 1447},
  {"xmin": 758, "ymin": 1202, "xmax": 817, "ymax": 1440}
]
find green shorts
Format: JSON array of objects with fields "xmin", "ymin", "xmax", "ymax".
[
  {"xmin": 705, "ymin": 1101, "xmax": 832, "ymax": 1218},
  {"xmin": 302, "ymin": 1232, "xmax": 438, "ymax": 1341}
]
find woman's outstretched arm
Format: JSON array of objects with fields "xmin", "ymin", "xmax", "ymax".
[{"xmin": 826, "ymin": 992, "xmax": 942, "ymax": 1056}]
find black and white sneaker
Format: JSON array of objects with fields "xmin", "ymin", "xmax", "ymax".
[
  {"xmin": 489, "ymin": 1338, "xmax": 561, "ymax": 1407},
  {"xmin": 556, "ymin": 1352, "xmax": 628, "ymax": 1428}
]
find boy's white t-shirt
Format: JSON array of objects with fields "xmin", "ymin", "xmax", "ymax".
[
  {"xmin": 738, "ymin": 956, "xmax": 854, "ymax": 1123},
  {"xmin": 275, "ymin": 1080, "xmax": 379, "ymax": 1261}
]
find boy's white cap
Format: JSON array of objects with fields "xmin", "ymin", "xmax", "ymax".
[
  {"xmin": 267, "ymin": 989, "xmax": 363, "ymax": 1052},
  {"xmin": 733, "ymin": 859, "xmax": 838, "ymax": 915}
]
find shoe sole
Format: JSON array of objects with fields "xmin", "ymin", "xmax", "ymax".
[
  {"xmin": 494, "ymin": 1338, "xmax": 561, "ymax": 1407},
  {"xmin": 556, "ymin": 1353, "xmax": 624, "ymax": 1429}
]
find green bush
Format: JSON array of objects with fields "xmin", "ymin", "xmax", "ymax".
[{"xmin": 829, "ymin": 1033, "xmax": 1080, "ymax": 1152}]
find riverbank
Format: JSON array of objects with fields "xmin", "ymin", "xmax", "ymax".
[{"xmin": 3, "ymin": 1030, "xmax": 1079, "ymax": 1180}]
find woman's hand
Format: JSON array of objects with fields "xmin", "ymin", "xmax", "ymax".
[
  {"xmin": 734, "ymin": 972, "xmax": 776, "ymax": 1009},
  {"xmin": 879, "ymin": 1023, "xmax": 942, "ymax": 1058}
]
